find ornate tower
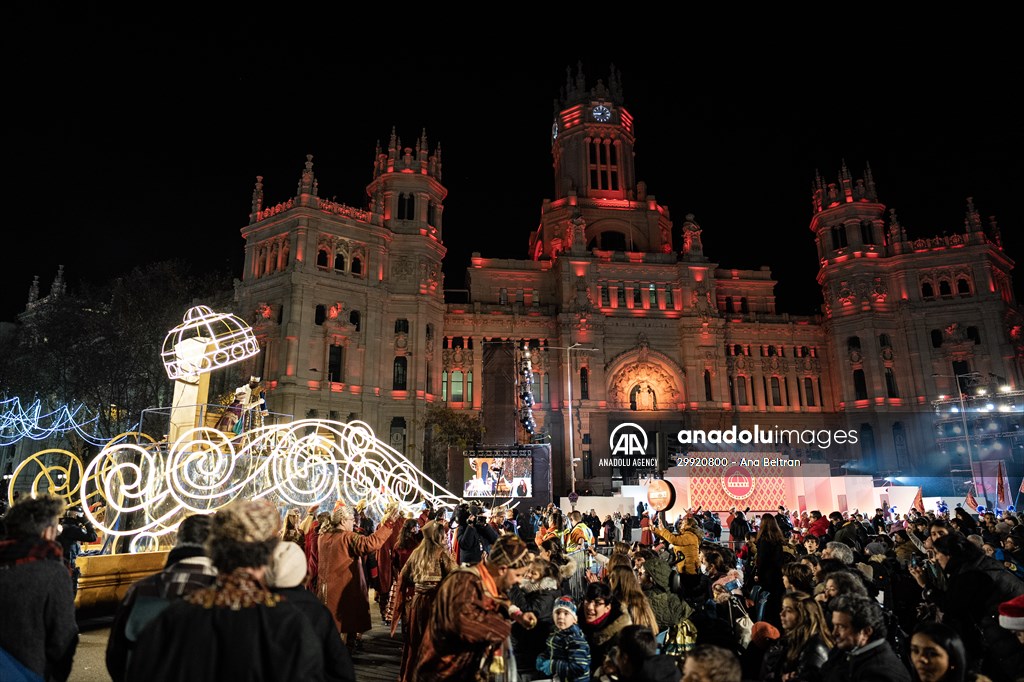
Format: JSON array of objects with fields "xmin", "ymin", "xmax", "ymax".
[{"xmin": 235, "ymin": 132, "xmax": 447, "ymax": 469}]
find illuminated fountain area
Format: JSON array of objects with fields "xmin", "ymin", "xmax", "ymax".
[{"xmin": 8, "ymin": 306, "xmax": 459, "ymax": 553}]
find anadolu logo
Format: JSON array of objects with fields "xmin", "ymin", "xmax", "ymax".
[
  {"xmin": 610, "ymin": 422, "xmax": 648, "ymax": 456},
  {"xmin": 722, "ymin": 464, "xmax": 755, "ymax": 500}
]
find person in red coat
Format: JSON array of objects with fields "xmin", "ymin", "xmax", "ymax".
[
  {"xmin": 806, "ymin": 510, "xmax": 830, "ymax": 540},
  {"xmin": 318, "ymin": 503, "xmax": 401, "ymax": 651},
  {"xmin": 639, "ymin": 511, "xmax": 653, "ymax": 547}
]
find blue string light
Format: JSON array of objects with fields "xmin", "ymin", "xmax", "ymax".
[{"xmin": 0, "ymin": 396, "xmax": 123, "ymax": 447}]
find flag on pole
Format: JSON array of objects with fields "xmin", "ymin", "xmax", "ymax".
[
  {"xmin": 997, "ymin": 461, "xmax": 1007, "ymax": 505},
  {"xmin": 1020, "ymin": 474, "xmax": 1024, "ymax": 494},
  {"xmin": 912, "ymin": 486, "xmax": 924, "ymax": 513},
  {"xmin": 964, "ymin": 488, "xmax": 979, "ymax": 511}
]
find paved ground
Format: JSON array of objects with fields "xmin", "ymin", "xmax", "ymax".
[{"xmin": 69, "ymin": 600, "xmax": 403, "ymax": 681}]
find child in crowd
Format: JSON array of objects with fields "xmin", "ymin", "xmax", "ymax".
[{"xmin": 536, "ymin": 596, "xmax": 591, "ymax": 682}]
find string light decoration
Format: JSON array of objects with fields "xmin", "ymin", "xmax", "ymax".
[
  {"xmin": 0, "ymin": 397, "xmax": 115, "ymax": 447},
  {"xmin": 519, "ymin": 343, "xmax": 537, "ymax": 436},
  {"xmin": 10, "ymin": 420, "xmax": 461, "ymax": 551}
]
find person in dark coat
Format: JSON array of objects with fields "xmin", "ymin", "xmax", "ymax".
[
  {"xmin": 755, "ymin": 513, "xmax": 789, "ymax": 628},
  {"xmin": 761, "ymin": 591, "xmax": 832, "ymax": 682},
  {"xmin": 579, "ymin": 582, "xmax": 633, "ymax": 676},
  {"xmin": 509, "ymin": 557, "xmax": 560, "ymax": 676},
  {"xmin": 729, "ymin": 511, "xmax": 751, "ymax": 551},
  {"xmin": 126, "ymin": 499, "xmax": 325, "ymax": 682},
  {"xmin": 106, "ymin": 513, "xmax": 218, "ymax": 682},
  {"xmin": 0, "ymin": 494, "xmax": 78, "ymax": 682},
  {"xmin": 455, "ymin": 506, "xmax": 499, "ymax": 566},
  {"xmin": 267, "ymin": 540, "xmax": 356, "ymax": 682},
  {"xmin": 911, "ymin": 531, "xmax": 1024, "ymax": 681},
  {"xmin": 820, "ymin": 594, "xmax": 910, "ymax": 682}
]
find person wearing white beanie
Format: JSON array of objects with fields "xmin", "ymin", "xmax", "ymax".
[{"xmin": 268, "ymin": 540, "xmax": 356, "ymax": 682}]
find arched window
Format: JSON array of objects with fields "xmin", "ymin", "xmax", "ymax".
[
  {"xmin": 878, "ymin": 334, "xmax": 892, "ymax": 350},
  {"xmin": 957, "ymin": 278, "xmax": 971, "ymax": 295},
  {"xmin": 831, "ymin": 225, "xmax": 848, "ymax": 249},
  {"xmin": 334, "ymin": 253, "xmax": 346, "ymax": 271},
  {"xmin": 314, "ymin": 304, "xmax": 326, "ymax": 326},
  {"xmin": 736, "ymin": 376, "xmax": 748, "ymax": 406},
  {"xmin": 893, "ymin": 422, "xmax": 909, "ymax": 467},
  {"xmin": 939, "ymin": 280, "xmax": 953, "ymax": 297},
  {"xmin": 580, "ymin": 367, "xmax": 590, "ymax": 400},
  {"xmin": 349, "ymin": 310, "xmax": 360, "ymax": 332},
  {"xmin": 922, "ymin": 282, "xmax": 934, "ymax": 298},
  {"xmin": 395, "ymin": 319, "xmax": 409, "ymax": 334},
  {"xmin": 450, "ymin": 370, "xmax": 464, "ymax": 401},
  {"xmin": 885, "ymin": 367, "xmax": 899, "ymax": 398},
  {"xmin": 803, "ymin": 377, "xmax": 816, "ymax": 407},
  {"xmin": 704, "ymin": 370, "xmax": 713, "ymax": 401},
  {"xmin": 351, "ymin": 257, "xmax": 362, "ymax": 275},
  {"xmin": 853, "ymin": 369, "xmax": 868, "ymax": 401},
  {"xmin": 316, "ymin": 249, "xmax": 329, "ymax": 268},
  {"xmin": 328, "ymin": 344, "xmax": 344, "ymax": 383},
  {"xmin": 860, "ymin": 221, "xmax": 875, "ymax": 245},
  {"xmin": 393, "ymin": 357, "xmax": 408, "ymax": 391}
]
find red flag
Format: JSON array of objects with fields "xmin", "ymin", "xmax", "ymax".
[
  {"xmin": 997, "ymin": 461, "xmax": 1007, "ymax": 505},
  {"xmin": 912, "ymin": 487, "xmax": 925, "ymax": 513},
  {"xmin": 964, "ymin": 488, "xmax": 979, "ymax": 511}
]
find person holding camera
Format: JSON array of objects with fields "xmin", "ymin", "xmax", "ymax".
[{"xmin": 58, "ymin": 505, "xmax": 97, "ymax": 596}]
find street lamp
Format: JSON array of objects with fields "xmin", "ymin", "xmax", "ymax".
[
  {"xmin": 933, "ymin": 371, "xmax": 983, "ymax": 500},
  {"xmin": 548, "ymin": 343, "xmax": 599, "ymax": 504}
]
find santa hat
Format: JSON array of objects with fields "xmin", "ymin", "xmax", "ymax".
[
  {"xmin": 552, "ymin": 596, "xmax": 577, "ymax": 622},
  {"xmin": 998, "ymin": 594, "xmax": 1024, "ymax": 631}
]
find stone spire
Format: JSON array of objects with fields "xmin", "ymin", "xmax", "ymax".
[
  {"xmin": 964, "ymin": 196, "xmax": 983, "ymax": 233},
  {"xmin": 250, "ymin": 175, "xmax": 264, "ymax": 222},
  {"xmin": 987, "ymin": 215, "xmax": 1003, "ymax": 248},
  {"xmin": 887, "ymin": 208, "xmax": 907, "ymax": 243},
  {"xmin": 296, "ymin": 154, "xmax": 317, "ymax": 196}
]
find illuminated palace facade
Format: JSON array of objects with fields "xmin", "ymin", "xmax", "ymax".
[{"xmin": 235, "ymin": 67, "xmax": 1022, "ymax": 496}]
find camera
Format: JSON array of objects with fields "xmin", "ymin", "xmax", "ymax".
[{"xmin": 910, "ymin": 554, "xmax": 920, "ymax": 568}]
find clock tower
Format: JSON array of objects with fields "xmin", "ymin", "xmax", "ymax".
[
  {"xmin": 550, "ymin": 63, "xmax": 636, "ymax": 202},
  {"xmin": 531, "ymin": 64, "xmax": 671, "ymax": 261}
]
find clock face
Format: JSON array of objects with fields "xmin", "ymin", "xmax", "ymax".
[
  {"xmin": 592, "ymin": 105, "xmax": 612, "ymax": 122},
  {"xmin": 551, "ymin": 121, "xmax": 559, "ymax": 140}
]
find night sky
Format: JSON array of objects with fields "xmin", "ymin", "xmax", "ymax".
[{"xmin": 5, "ymin": 16, "xmax": 1022, "ymax": 324}]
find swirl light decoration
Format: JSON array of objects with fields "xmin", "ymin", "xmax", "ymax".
[{"xmin": 9, "ymin": 419, "xmax": 462, "ymax": 552}]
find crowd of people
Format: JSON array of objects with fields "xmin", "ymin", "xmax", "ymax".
[{"xmin": 3, "ymin": 494, "xmax": 1024, "ymax": 682}]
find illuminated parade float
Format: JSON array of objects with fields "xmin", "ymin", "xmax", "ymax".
[{"xmin": 6, "ymin": 306, "xmax": 461, "ymax": 604}]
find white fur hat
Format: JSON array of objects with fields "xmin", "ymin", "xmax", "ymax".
[{"xmin": 266, "ymin": 541, "xmax": 307, "ymax": 589}]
